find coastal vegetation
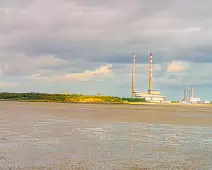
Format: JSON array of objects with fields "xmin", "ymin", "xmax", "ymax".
[{"xmin": 0, "ymin": 92, "xmax": 145, "ymax": 104}]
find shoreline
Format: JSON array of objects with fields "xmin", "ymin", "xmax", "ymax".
[
  {"xmin": 1, "ymin": 99, "xmax": 212, "ymax": 108},
  {"xmin": 1, "ymin": 101, "xmax": 212, "ymax": 127}
]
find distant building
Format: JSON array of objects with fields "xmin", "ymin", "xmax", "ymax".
[
  {"xmin": 161, "ymin": 100, "xmax": 171, "ymax": 104},
  {"xmin": 131, "ymin": 52, "xmax": 167, "ymax": 102},
  {"xmin": 201, "ymin": 100, "xmax": 210, "ymax": 104},
  {"xmin": 184, "ymin": 97, "xmax": 200, "ymax": 104},
  {"xmin": 180, "ymin": 100, "xmax": 186, "ymax": 104},
  {"xmin": 183, "ymin": 87, "xmax": 200, "ymax": 104},
  {"xmin": 134, "ymin": 92, "xmax": 166, "ymax": 103}
]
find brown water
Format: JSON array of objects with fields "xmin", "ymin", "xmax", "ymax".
[{"xmin": 0, "ymin": 102, "xmax": 212, "ymax": 169}]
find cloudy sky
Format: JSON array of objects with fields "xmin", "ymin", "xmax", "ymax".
[{"xmin": 1, "ymin": 0, "xmax": 212, "ymax": 100}]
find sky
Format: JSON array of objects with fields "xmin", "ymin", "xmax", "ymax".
[{"xmin": 1, "ymin": 0, "xmax": 212, "ymax": 101}]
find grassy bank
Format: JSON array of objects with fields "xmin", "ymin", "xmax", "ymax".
[{"xmin": 0, "ymin": 92, "xmax": 145, "ymax": 104}]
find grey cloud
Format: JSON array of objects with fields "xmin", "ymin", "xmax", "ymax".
[
  {"xmin": 1, "ymin": 0, "xmax": 212, "ymax": 79},
  {"xmin": 1, "ymin": 1, "xmax": 208, "ymax": 59},
  {"xmin": 0, "ymin": 53, "xmax": 73, "ymax": 76}
]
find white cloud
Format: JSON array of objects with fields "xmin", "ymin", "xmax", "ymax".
[
  {"xmin": 31, "ymin": 64, "xmax": 113, "ymax": 82},
  {"xmin": 150, "ymin": 61, "xmax": 212, "ymax": 87},
  {"xmin": 167, "ymin": 61, "xmax": 189, "ymax": 73}
]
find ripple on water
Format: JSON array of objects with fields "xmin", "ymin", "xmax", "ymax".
[{"xmin": 0, "ymin": 115, "xmax": 212, "ymax": 169}]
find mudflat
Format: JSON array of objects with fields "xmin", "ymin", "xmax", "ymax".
[
  {"xmin": 1, "ymin": 101, "xmax": 212, "ymax": 126},
  {"xmin": 0, "ymin": 101, "xmax": 212, "ymax": 169}
]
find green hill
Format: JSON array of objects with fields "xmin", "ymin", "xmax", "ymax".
[{"xmin": 0, "ymin": 92, "xmax": 145, "ymax": 104}]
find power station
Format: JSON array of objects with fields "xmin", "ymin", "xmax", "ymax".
[
  {"xmin": 131, "ymin": 52, "xmax": 167, "ymax": 102},
  {"xmin": 182, "ymin": 87, "xmax": 200, "ymax": 104}
]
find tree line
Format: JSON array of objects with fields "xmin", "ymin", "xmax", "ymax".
[{"xmin": 0, "ymin": 92, "xmax": 145, "ymax": 103}]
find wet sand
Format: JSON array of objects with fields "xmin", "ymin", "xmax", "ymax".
[
  {"xmin": 1, "ymin": 101, "xmax": 212, "ymax": 126},
  {"xmin": 0, "ymin": 101, "xmax": 212, "ymax": 169}
]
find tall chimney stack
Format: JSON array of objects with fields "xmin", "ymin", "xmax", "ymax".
[
  {"xmin": 149, "ymin": 52, "xmax": 153, "ymax": 93},
  {"xmin": 191, "ymin": 87, "xmax": 194, "ymax": 98},
  {"xmin": 184, "ymin": 88, "xmax": 186, "ymax": 100},
  {"xmin": 132, "ymin": 52, "xmax": 136, "ymax": 98},
  {"xmin": 188, "ymin": 88, "xmax": 191, "ymax": 98}
]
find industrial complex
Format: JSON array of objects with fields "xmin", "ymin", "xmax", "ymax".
[
  {"xmin": 64, "ymin": 51, "xmax": 210, "ymax": 104},
  {"xmin": 131, "ymin": 52, "xmax": 167, "ymax": 103},
  {"xmin": 180, "ymin": 87, "xmax": 210, "ymax": 104},
  {"xmin": 182, "ymin": 87, "xmax": 200, "ymax": 104}
]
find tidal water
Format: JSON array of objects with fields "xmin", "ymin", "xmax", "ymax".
[{"xmin": 0, "ymin": 105, "xmax": 212, "ymax": 169}]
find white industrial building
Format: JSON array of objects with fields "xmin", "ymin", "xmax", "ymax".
[
  {"xmin": 184, "ymin": 97, "xmax": 200, "ymax": 104},
  {"xmin": 183, "ymin": 87, "xmax": 200, "ymax": 104},
  {"xmin": 134, "ymin": 91, "xmax": 166, "ymax": 103},
  {"xmin": 202, "ymin": 100, "xmax": 210, "ymax": 104}
]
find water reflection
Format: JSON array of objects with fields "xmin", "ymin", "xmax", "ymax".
[{"xmin": 0, "ymin": 116, "xmax": 212, "ymax": 169}]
